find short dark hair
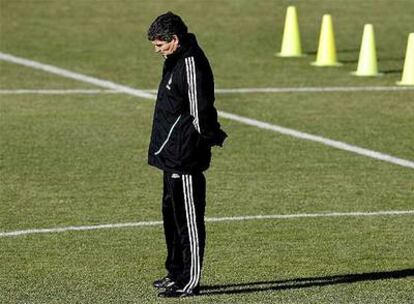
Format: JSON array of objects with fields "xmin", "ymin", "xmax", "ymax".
[{"xmin": 147, "ymin": 11, "xmax": 188, "ymax": 42}]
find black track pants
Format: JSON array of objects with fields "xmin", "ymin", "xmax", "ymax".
[{"xmin": 162, "ymin": 171, "xmax": 206, "ymax": 292}]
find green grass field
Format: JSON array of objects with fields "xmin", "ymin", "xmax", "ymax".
[{"xmin": 1, "ymin": 0, "xmax": 413, "ymax": 303}]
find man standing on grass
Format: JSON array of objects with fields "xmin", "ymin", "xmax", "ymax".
[{"xmin": 146, "ymin": 12, "xmax": 227, "ymax": 298}]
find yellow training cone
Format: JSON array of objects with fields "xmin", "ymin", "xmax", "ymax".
[
  {"xmin": 352, "ymin": 24, "xmax": 382, "ymax": 76},
  {"xmin": 276, "ymin": 6, "xmax": 303, "ymax": 57},
  {"xmin": 397, "ymin": 33, "xmax": 414, "ymax": 86},
  {"xmin": 311, "ymin": 14, "xmax": 342, "ymax": 66}
]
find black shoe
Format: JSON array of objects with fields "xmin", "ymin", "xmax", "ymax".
[
  {"xmin": 152, "ymin": 276, "xmax": 175, "ymax": 289},
  {"xmin": 158, "ymin": 284, "xmax": 200, "ymax": 298}
]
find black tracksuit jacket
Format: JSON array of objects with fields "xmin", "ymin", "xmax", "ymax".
[{"xmin": 148, "ymin": 33, "xmax": 227, "ymax": 174}]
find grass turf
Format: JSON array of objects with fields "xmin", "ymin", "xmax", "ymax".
[
  {"xmin": 1, "ymin": 218, "xmax": 413, "ymax": 303},
  {"xmin": 1, "ymin": 0, "xmax": 413, "ymax": 303}
]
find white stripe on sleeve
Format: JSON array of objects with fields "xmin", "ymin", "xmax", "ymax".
[{"xmin": 185, "ymin": 57, "xmax": 201, "ymax": 133}]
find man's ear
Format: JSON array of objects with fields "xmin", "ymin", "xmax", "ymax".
[{"xmin": 171, "ymin": 35, "xmax": 180, "ymax": 46}]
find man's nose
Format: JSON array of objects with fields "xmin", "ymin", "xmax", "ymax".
[{"xmin": 154, "ymin": 46, "xmax": 161, "ymax": 53}]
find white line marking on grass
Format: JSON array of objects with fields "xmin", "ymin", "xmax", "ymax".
[
  {"xmin": 213, "ymin": 86, "xmax": 414, "ymax": 94},
  {"xmin": 206, "ymin": 210, "xmax": 414, "ymax": 223},
  {"xmin": 127, "ymin": 86, "xmax": 414, "ymax": 95},
  {"xmin": 1, "ymin": 52, "xmax": 413, "ymax": 169},
  {"xmin": 0, "ymin": 221, "xmax": 163, "ymax": 238},
  {"xmin": 218, "ymin": 111, "xmax": 414, "ymax": 169},
  {"xmin": 1, "ymin": 210, "xmax": 413, "ymax": 238},
  {"xmin": 0, "ymin": 89, "xmax": 120, "ymax": 95},
  {"xmin": 0, "ymin": 52, "xmax": 154, "ymax": 99}
]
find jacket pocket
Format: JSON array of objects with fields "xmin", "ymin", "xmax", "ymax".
[
  {"xmin": 177, "ymin": 115, "xmax": 204, "ymax": 162},
  {"xmin": 154, "ymin": 115, "xmax": 181, "ymax": 156}
]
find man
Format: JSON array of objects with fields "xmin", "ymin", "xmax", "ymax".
[{"xmin": 147, "ymin": 12, "xmax": 227, "ymax": 298}]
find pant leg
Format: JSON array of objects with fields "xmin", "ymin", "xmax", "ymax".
[
  {"xmin": 163, "ymin": 172, "xmax": 206, "ymax": 292},
  {"xmin": 186, "ymin": 172, "xmax": 206, "ymax": 272},
  {"xmin": 172, "ymin": 172, "xmax": 206, "ymax": 292},
  {"xmin": 162, "ymin": 171, "xmax": 183, "ymax": 280}
]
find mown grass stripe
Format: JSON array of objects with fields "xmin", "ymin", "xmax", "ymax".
[
  {"xmin": 1, "ymin": 52, "xmax": 413, "ymax": 169},
  {"xmin": 0, "ymin": 52, "xmax": 154, "ymax": 99},
  {"xmin": 218, "ymin": 111, "xmax": 414, "ymax": 169},
  {"xmin": 2, "ymin": 86, "xmax": 414, "ymax": 95}
]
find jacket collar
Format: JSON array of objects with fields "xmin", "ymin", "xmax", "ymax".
[{"xmin": 165, "ymin": 33, "xmax": 198, "ymax": 62}]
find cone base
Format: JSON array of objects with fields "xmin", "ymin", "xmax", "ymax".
[
  {"xmin": 276, "ymin": 52, "xmax": 306, "ymax": 58},
  {"xmin": 396, "ymin": 81, "xmax": 414, "ymax": 86},
  {"xmin": 351, "ymin": 71, "xmax": 383, "ymax": 77},
  {"xmin": 311, "ymin": 61, "xmax": 343, "ymax": 67}
]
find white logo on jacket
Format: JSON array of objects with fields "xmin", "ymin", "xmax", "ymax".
[{"xmin": 166, "ymin": 74, "xmax": 173, "ymax": 90}]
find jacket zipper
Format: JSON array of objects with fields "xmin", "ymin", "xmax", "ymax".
[{"xmin": 154, "ymin": 115, "xmax": 182, "ymax": 155}]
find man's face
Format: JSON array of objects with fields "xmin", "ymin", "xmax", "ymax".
[{"xmin": 151, "ymin": 36, "xmax": 179, "ymax": 58}]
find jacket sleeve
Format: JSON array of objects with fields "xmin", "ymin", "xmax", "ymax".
[{"xmin": 180, "ymin": 56, "xmax": 227, "ymax": 146}]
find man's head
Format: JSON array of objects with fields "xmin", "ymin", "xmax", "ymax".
[{"xmin": 147, "ymin": 12, "xmax": 188, "ymax": 57}]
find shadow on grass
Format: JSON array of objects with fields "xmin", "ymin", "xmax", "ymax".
[
  {"xmin": 306, "ymin": 49, "xmax": 360, "ymax": 56},
  {"xmin": 200, "ymin": 269, "xmax": 414, "ymax": 296},
  {"xmin": 382, "ymin": 69, "xmax": 403, "ymax": 74}
]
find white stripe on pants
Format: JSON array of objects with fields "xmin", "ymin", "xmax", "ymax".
[{"xmin": 182, "ymin": 174, "xmax": 201, "ymax": 292}]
